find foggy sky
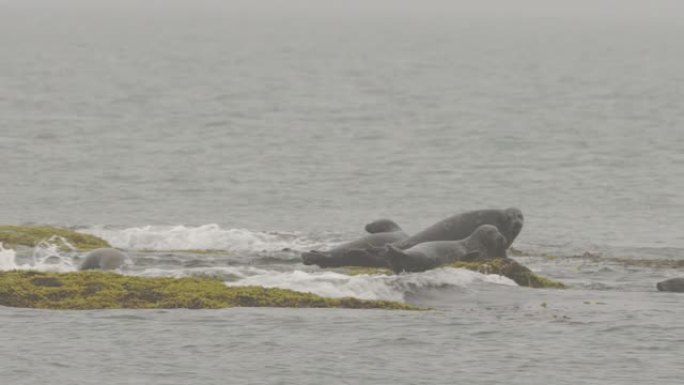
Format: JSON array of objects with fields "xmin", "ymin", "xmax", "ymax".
[{"xmin": 2, "ymin": 0, "xmax": 684, "ymax": 22}]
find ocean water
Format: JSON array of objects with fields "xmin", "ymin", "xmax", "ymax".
[{"xmin": 1, "ymin": 1, "xmax": 684, "ymax": 384}]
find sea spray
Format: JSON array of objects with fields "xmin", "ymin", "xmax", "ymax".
[
  {"xmin": 0, "ymin": 243, "xmax": 18, "ymax": 270},
  {"xmin": 0, "ymin": 241, "xmax": 78, "ymax": 272},
  {"xmin": 133, "ymin": 265, "xmax": 274, "ymax": 281},
  {"xmin": 30, "ymin": 239, "xmax": 77, "ymax": 272},
  {"xmin": 225, "ymin": 267, "xmax": 517, "ymax": 302}
]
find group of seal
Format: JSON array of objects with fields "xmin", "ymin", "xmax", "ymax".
[
  {"xmin": 302, "ymin": 208, "xmax": 524, "ymax": 272},
  {"xmin": 386, "ymin": 224, "xmax": 508, "ymax": 273}
]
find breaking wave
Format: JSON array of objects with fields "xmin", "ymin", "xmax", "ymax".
[
  {"xmin": 0, "ymin": 241, "xmax": 78, "ymax": 273},
  {"xmin": 81, "ymin": 224, "xmax": 326, "ymax": 252},
  {"xmin": 224, "ymin": 267, "xmax": 517, "ymax": 302}
]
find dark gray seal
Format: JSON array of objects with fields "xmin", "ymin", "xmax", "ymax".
[
  {"xmin": 656, "ymin": 277, "xmax": 684, "ymax": 292},
  {"xmin": 364, "ymin": 218, "xmax": 403, "ymax": 234},
  {"xmin": 301, "ymin": 219, "xmax": 408, "ymax": 268},
  {"xmin": 79, "ymin": 248, "xmax": 128, "ymax": 271},
  {"xmin": 392, "ymin": 208, "xmax": 523, "ymax": 250},
  {"xmin": 385, "ymin": 224, "xmax": 508, "ymax": 273}
]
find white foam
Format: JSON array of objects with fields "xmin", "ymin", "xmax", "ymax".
[
  {"xmin": 133, "ymin": 265, "xmax": 273, "ymax": 280},
  {"xmin": 225, "ymin": 267, "xmax": 517, "ymax": 302},
  {"xmin": 0, "ymin": 243, "xmax": 19, "ymax": 270},
  {"xmin": 82, "ymin": 224, "xmax": 323, "ymax": 252},
  {"xmin": 0, "ymin": 241, "xmax": 77, "ymax": 272}
]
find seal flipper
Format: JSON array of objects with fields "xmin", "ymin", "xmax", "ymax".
[
  {"xmin": 301, "ymin": 251, "xmax": 334, "ymax": 267},
  {"xmin": 386, "ymin": 245, "xmax": 409, "ymax": 273}
]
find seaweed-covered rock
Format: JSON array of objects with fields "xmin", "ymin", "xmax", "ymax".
[
  {"xmin": 0, "ymin": 271, "xmax": 418, "ymax": 310},
  {"xmin": 446, "ymin": 258, "xmax": 565, "ymax": 288},
  {"xmin": 0, "ymin": 225, "xmax": 110, "ymax": 250}
]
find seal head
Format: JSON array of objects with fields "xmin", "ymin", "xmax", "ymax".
[
  {"xmin": 471, "ymin": 224, "xmax": 508, "ymax": 259},
  {"xmin": 502, "ymin": 208, "xmax": 524, "ymax": 248},
  {"xmin": 656, "ymin": 277, "xmax": 684, "ymax": 292}
]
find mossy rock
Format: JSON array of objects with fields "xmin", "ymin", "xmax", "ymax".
[
  {"xmin": 0, "ymin": 271, "xmax": 419, "ymax": 310},
  {"xmin": 0, "ymin": 225, "xmax": 110, "ymax": 251},
  {"xmin": 446, "ymin": 258, "xmax": 566, "ymax": 289}
]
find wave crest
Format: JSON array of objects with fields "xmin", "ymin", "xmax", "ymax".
[
  {"xmin": 81, "ymin": 224, "xmax": 323, "ymax": 252},
  {"xmin": 225, "ymin": 267, "xmax": 517, "ymax": 302}
]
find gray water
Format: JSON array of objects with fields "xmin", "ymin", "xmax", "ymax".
[{"xmin": 1, "ymin": 0, "xmax": 684, "ymax": 384}]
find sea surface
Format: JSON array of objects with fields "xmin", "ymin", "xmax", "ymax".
[{"xmin": 1, "ymin": 1, "xmax": 683, "ymax": 384}]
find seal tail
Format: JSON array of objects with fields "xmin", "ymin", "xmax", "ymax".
[{"xmin": 385, "ymin": 245, "xmax": 409, "ymax": 273}]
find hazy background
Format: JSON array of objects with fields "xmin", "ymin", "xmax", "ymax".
[
  {"xmin": 2, "ymin": 0, "xmax": 683, "ymax": 252},
  {"xmin": 2, "ymin": 3, "xmax": 684, "ymax": 385}
]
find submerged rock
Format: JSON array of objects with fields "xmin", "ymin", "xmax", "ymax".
[
  {"xmin": 0, "ymin": 271, "xmax": 419, "ymax": 310},
  {"xmin": 0, "ymin": 225, "xmax": 110, "ymax": 250}
]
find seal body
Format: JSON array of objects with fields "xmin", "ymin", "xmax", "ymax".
[
  {"xmin": 393, "ymin": 208, "xmax": 523, "ymax": 250},
  {"xmin": 386, "ymin": 225, "xmax": 508, "ymax": 273},
  {"xmin": 79, "ymin": 248, "xmax": 128, "ymax": 271},
  {"xmin": 656, "ymin": 277, "xmax": 684, "ymax": 292},
  {"xmin": 302, "ymin": 219, "xmax": 407, "ymax": 268}
]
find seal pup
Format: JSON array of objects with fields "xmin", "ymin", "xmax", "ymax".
[
  {"xmin": 392, "ymin": 208, "xmax": 523, "ymax": 250},
  {"xmin": 656, "ymin": 277, "xmax": 684, "ymax": 292},
  {"xmin": 301, "ymin": 219, "xmax": 408, "ymax": 268},
  {"xmin": 79, "ymin": 248, "xmax": 128, "ymax": 271},
  {"xmin": 386, "ymin": 225, "xmax": 508, "ymax": 273}
]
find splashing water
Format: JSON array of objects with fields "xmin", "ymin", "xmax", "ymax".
[
  {"xmin": 31, "ymin": 239, "xmax": 77, "ymax": 272},
  {"xmin": 0, "ymin": 243, "xmax": 19, "ymax": 270},
  {"xmin": 225, "ymin": 267, "xmax": 517, "ymax": 301},
  {"xmin": 0, "ymin": 240, "xmax": 78, "ymax": 272}
]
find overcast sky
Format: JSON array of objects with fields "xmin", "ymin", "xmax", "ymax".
[{"xmin": 2, "ymin": 0, "xmax": 684, "ymax": 21}]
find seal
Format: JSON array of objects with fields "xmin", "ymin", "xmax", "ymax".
[
  {"xmin": 656, "ymin": 277, "xmax": 684, "ymax": 293},
  {"xmin": 385, "ymin": 224, "xmax": 508, "ymax": 273},
  {"xmin": 392, "ymin": 208, "xmax": 523, "ymax": 250},
  {"xmin": 301, "ymin": 219, "xmax": 408, "ymax": 268},
  {"xmin": 79, "ymin": 248, "xmax": 128, "ymax": 271},
  {"xmin": 364, "ymin": 218, "xmax": 403, "ymax": 234}
]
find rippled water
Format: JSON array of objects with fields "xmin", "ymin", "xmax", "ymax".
[
  {"xmin": 2, "ymin": 1, "xmax": 684, "ymax": 384},
  {"xmin": 2, "ymin": 290, "xmax": 683, "ymax": 385}
]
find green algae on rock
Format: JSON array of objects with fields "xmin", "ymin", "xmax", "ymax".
[
  {"xmin": 446, "ymin": 258, "xmax": 566, "ymax": 289},
  {"xmin": 0, "ymin": 225, "xmax": 110, "ymax": 250},
  {"xmin": 0, "ymin": 271, "xmax": 418, "ymax": 310}
]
